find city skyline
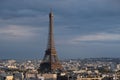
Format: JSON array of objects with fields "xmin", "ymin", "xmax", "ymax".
[{"xmin": 0, "ymin": 0, "xmax": 120, "ymax": 59}]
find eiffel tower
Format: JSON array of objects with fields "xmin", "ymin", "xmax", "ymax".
[{"xmin": 38, "ymin": 11, "xmax": 63, "ymax": 73}]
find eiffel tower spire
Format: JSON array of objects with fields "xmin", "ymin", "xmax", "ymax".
[
  {"xmin": 38, "ymin": 11, "xmax": 63, "ymax": 73},
  {"xmin": 47, "ymin": 10, "xmax": 55, "ymax": 50}
]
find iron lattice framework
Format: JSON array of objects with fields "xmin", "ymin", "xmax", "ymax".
[{"xmin": 38, "ymin": 11, "xmax": 63, "ymax": 73}]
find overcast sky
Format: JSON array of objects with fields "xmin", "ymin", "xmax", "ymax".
[{"xmin": 0, "ymin": 0, "xmax": 120, "ymax": 59}]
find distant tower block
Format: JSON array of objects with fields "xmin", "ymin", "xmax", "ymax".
[{"xmin": 38, "ymin": 11, "xmax": 63, "ymax": 73}]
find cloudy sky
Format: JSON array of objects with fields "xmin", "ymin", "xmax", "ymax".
[{"xmin": 0, "ymin": 0, "xmax": 120, "ymax": 59}]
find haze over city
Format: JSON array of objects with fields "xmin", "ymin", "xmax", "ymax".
[{"xmin": 0, "ymin": 0, "xmax": 120, "ymax": 59}]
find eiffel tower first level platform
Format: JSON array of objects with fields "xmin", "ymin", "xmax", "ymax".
[{"xmin": 38, "ymin": 11, "xmax": 63, "ymax": 73}]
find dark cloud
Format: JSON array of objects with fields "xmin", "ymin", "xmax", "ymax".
[{"xmin": 0, "ymin": 0, "xmax": 120, "ymax": 19}]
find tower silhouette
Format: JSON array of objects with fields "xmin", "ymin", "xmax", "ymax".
[{"xmin": 39, "ymin": 11, "xmax": 63, "ymax": 73}]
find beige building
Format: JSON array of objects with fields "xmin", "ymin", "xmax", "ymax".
[
  {"xmin": 0, "ymin": 74, "xmax": 13, "ymax": 80},
  {"xmin": 77, "ymin": 77, "xmax": 102, "ymax": 80},
  {"xmin": 41, "ymin": 74, "xmax": 57, "ymax": 80},
  {"xmin": 25, "ymin": 73, "xmax": 56, "ymax": 80}
]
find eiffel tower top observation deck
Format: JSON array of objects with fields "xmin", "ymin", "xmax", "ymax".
[{"xmin": 38, "ymin": 11, "xmax": 63, "ymax": 73}]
